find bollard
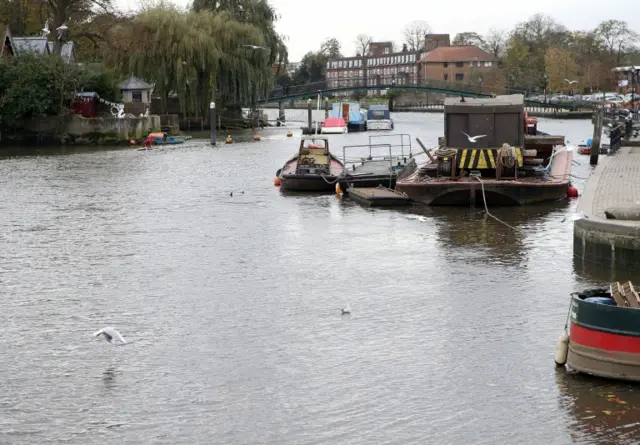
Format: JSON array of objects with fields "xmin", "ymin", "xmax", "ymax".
[{"xmin": 209, "ymin": 101, "xmax": 216, "ymax": 146}]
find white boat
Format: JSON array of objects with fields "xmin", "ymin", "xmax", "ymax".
[
  {"xmin": 320, "ymin": 117, "xmax": 348, "ymax": 134},
  {"xmin": 366, "ymin": 105, "xmax": 393, "ymax": 131}
]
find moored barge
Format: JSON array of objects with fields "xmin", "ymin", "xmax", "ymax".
[
  {"xmin": 395, "ymin": 95, "xmax": 573, "ymax": 206},
  {"xmin": 277, "ymin": 136, "xmax": 344, "ymax": 192},
  {"xmin": 562, "ymin": 282, "xmax": 640, "ymax": 381}
]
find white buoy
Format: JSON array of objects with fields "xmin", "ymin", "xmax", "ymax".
[{"xmin": 554, "ymin": 330, "xmax": 570, "ymax": 366}]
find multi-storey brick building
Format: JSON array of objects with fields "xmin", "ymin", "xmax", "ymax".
[
  {"xmin": 326, "ymin": 41, "xmax": 421, "ymax": 95},
  {"xmin": 325, "ymin": 33, "xmax": 502, "ymax": 95}
]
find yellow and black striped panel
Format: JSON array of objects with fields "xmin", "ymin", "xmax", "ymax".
[{"xmin": 457, "ymin": 148, "xmax": 523, "ymax": 170}]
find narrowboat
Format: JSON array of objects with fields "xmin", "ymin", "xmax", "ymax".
[
  {"xmin": 366, "ymin": 104, "xmax": 394, "ymax": 131},
  {"xmin": 330, "ymin": 102, "xmax": 367, "ymax": 132},
  {"xmin": 560, "ymin": 281, "xmax": 640, "ymax": 382},
  {"xmin": 276, "ymin": 136, "xmax": 344, "ymax": 191},
  {"xmin": 320, "ymin": 117, "xmax": 348, "ymax": 134},
  {"xmin": 395, "ymin": 94, "xmax": 573, "ymax": 206}
]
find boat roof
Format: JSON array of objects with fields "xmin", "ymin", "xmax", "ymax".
[
  {"xmin": 444, "ymin": 94, "xmax": 524, "ymax": 106},
  {"xmin": 369, "ymin": 104, "xmax": 389, "ymax": 111},
  {"xmin": 301, "ymin": 136, "xmax": 329, "ymax": 141}
]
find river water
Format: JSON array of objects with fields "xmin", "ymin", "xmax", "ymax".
[{"xmin": 1, "ymin": 112, "xmax": 639, "ymax": 445}]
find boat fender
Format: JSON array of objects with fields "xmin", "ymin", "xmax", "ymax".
[{"xmin": 554, "ymin": 330, "xmax": 570, "ymax": 366}]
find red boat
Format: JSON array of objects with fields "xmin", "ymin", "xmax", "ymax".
[
  {"xmin": 320, "ymin": 117, "xmax": 348, "ymax": 134},
  {"xmin": 562, "ymin": 282, "xmax": 640, "ymax": 381},
  {"xmin": 276, "ymin": 136, "xmax": 344, "ymax": 192}
]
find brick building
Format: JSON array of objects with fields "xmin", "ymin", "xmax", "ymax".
[
  {"xmin": 326, "ymin": 41, "xmax": 421, "ymax": 95},
  {"xmin": 325, "ymin": 33, "xmax": 502, "ymax": 95}
]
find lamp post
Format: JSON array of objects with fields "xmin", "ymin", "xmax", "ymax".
[{"xmin": 543, "ymin": 73, "xmax": 548, "ymax": 103}]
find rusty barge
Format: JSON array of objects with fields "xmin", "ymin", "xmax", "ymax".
[{"xmin": 395, "ymin": 94, "xmax": 573, "ymax": 206}]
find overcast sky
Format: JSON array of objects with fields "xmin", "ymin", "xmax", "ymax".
[{"xmin": 118, "ymin": 0, "xmax": 640, "ymax": 61}]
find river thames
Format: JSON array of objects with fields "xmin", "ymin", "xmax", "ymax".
[{"xmin": 1, "ymin": 112, "xmax": 639, "ymax": 445}]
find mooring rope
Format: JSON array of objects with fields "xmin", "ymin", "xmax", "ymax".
[{"xmin": 472, "ymin": 175, "xmax": 522, "ymax": 232}]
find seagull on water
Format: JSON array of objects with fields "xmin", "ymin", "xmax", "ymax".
[
  {"xmin": 341, "ymin": 304, "xmax": 351, "ymax": 315},
  {"xmin": 461, "ymin": 131, "xmax": 486, "ymax": 143},
  {"xmin": 94, "ymin": 327, "xmax": 127, "ymax": 345},
  {"xmin": 561, "ymin": 211, "xmax": 588, "ymax": 223},
  {"xmin": 241, "ymin": 44, "xmax": 269, "ymax": 51}
]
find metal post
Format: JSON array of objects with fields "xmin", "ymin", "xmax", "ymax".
[
  {"xmin": 209, "ymin": 101, "xmax": 216, "ymax": 145},
  {"xmin": 324, "ymin": 97, "xmax": 329, "ymax": 118},
  {"xmin": 590, "ymin": 106, "xmax": 604, "ymax": 165},
  {"xmin": 307, "ymin": 98, "xmax": 312, "ymax": 131},
  {"xmin": 278, "ymin": 101, "xmax": 285, "ymax": 124}
]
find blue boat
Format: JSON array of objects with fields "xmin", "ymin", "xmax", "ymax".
[
  {"xmin": 330, "ymin": 102, "xmax": 367, "ymax": 132},
  {"xmin": 366, "ymin": 105, "xmax": 394, "ymax": 131},
  {"xmin": 153, "ymin": 136, "xmax": 185, "ymax": 145}
]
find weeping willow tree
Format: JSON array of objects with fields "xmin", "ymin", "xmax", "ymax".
[
  {"xmin": 107, "ymin": 5, "xmax": 275, "ymax": 118},
  {"xmin": 192, "ymin": 0, "xmax": 288, "ymax": 75}
]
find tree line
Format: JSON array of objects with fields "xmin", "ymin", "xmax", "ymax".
[
  {"xmin": 0, "ymin": 0, "xmax": 286, "ymax": 131},
  {"xmin": 285, "ymin": 15, "xmax": 640, "ymax": 93}
]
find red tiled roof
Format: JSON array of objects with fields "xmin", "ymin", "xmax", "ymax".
[{"xmin": 419, "ymin": 45, "xmax": 496, "ymax": 63}]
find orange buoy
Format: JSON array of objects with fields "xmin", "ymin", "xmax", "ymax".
[
  {"xmin": 567, "ymin": 186, "xmax": 579, "ymax": 198},
  {"xmin": 225, "ymin": 135, "xmax": 233, "ymax": 144},
  {"xmin": 254, "ymin": 135, "xmax": 261, "ymax": 141},
  {"xmin": 335, "ymin": 182, "xmax": 342, "ymax": 194},
  {"xmin": 129, "ymin": 139, "xmax": 136, "ymax": 145},
  {"xmin": 286, "ymin": 131, "xmax": 292, "ymax": 137},
  {"xmin": 274, "ymin": 177, "xmax": 281, "ymax": 186}
]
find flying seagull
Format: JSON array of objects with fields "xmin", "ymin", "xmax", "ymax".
[
  {"xmin": 461, "ymin": 131, "xmax": 486, "ymax": 143},
  {"xmin": 241, "ymin": 44, "xmax": 268, "ymax": 51},
  {"xmin": 564, "ymin": 79, "xmax": 578, "ymax": 84},
  {"xmin": 341, "ymin": 304, "xmax": 351, "ymax": 315},
  {"xmin": 41, "ymin": 21, "xmax": 50, "ymax": 37},
  {"xmin": 94, "ymin": 327, "xmax": 127, "ymax": 345}
]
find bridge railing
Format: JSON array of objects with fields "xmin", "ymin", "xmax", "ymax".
[{"xmin": 266, "ymin": 77, "xmax": 528, "ymax": 101}]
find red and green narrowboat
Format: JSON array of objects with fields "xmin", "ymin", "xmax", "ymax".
[{"xmin": 564, "ymin": 282, "xmax": 640, "ymax": 381}]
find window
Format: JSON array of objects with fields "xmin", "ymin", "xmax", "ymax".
[
  {"xmin": 455, "ymin": 73, "xmax": 464, "ymax": 81},
  {"xmin": 455, "ymin": 62, "xmax": 463, "ymax": 67},
  {"xmin": 132, "ymin": 91, "xmax": 142, "ymax": 102},
  {"xmin": 484, "ymin": 61, "xmax": 493, "ymax": 67},
  {"xmin": 469, "ymin": 61, "xmax": 474, "ymax": 67},
  {"xmin": 327, "ymin": 62, "xmax": 330, "ymax": 69},
  {"xmin": 384, "ymin": 47, "xmax": 389, "ymax": 54},
  {"xmin": 443, "ymin": 62, "xmax": 448, "ymax": 68},
  {"xmin": 444, "ymin": 73, "xmax": 448, "ymax": 81}
]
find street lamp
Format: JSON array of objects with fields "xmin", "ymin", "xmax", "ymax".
[{"xmin": 543, "ymin": 73, "xmax": 548, "ymax": 103}]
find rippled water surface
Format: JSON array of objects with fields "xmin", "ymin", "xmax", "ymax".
[{"xmin": 2, "ymin": 113, "xmax": 640, "ymax": 445}]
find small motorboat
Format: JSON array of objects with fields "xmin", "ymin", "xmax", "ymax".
[
  {"xmin": 320, "ymin": 117, "xmax": 348, "ymax": 134},
  {"xmin": 276, "ymin": 136, "xmax": 344, "ymax": 191},
  {"xmin": 366, "ymin": 104, "xmax": 394, "ymax": 131},
  {"xmin": 558, "ymin": 281, "xmax": 640, "ymax": 381}
]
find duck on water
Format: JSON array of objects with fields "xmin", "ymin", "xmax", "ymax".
[{"xmin": 276, "ymin": 136, "xmax": 344, "ymax": 192}]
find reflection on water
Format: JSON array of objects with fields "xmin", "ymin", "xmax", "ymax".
[{"xmin": 556, "ymin": 369, "xmax": 640, "ymax": 445}]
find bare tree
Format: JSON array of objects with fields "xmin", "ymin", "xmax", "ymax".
[
  {"xmin": 595, "ymin": 20, "xmax": 639, "ymax": 65},
  {"xmin": 355, "ymin": 33, "xmax": 372, "ymax": 56},
  {"xmin": 482, "ymin": 28, "xmax": 506, "ymax": 57},
  {"xmin": 403, "ymin": 20, "xmax": 431, "ymax": 51}
]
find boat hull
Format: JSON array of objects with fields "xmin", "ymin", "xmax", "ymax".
[
  {"xmin": 366, "ymin": 120, "xmax": 393, "ymax": 131},
  {"xmin": 279, "ymin": 174, "xmax": 338, "ymax": 192},
  {"xmin": 395, "ymin": 179, "xmax": 569, "ymax": 206},
  {"xmin": 321, "ymin": 126, "xmax": 348, "ymax": 134},
  {"xmin": 338, "ymin": 159, "xmax": 417, "ymax": 192},
  {"xmin": 347, "ymin": 122, "xmax": 367, "ymax": 132},
  {"xmin": 567, "ymin": 295, "xmax": 640, "ymax": 381}
]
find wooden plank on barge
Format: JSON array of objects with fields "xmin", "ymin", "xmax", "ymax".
[
  {"xmin": 622, "ymin": 281, "xmax": 640, "ymax": 308},
  {"xmin": 611, "ymin": 282, "xmax": 628, "ymax": 307}
]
